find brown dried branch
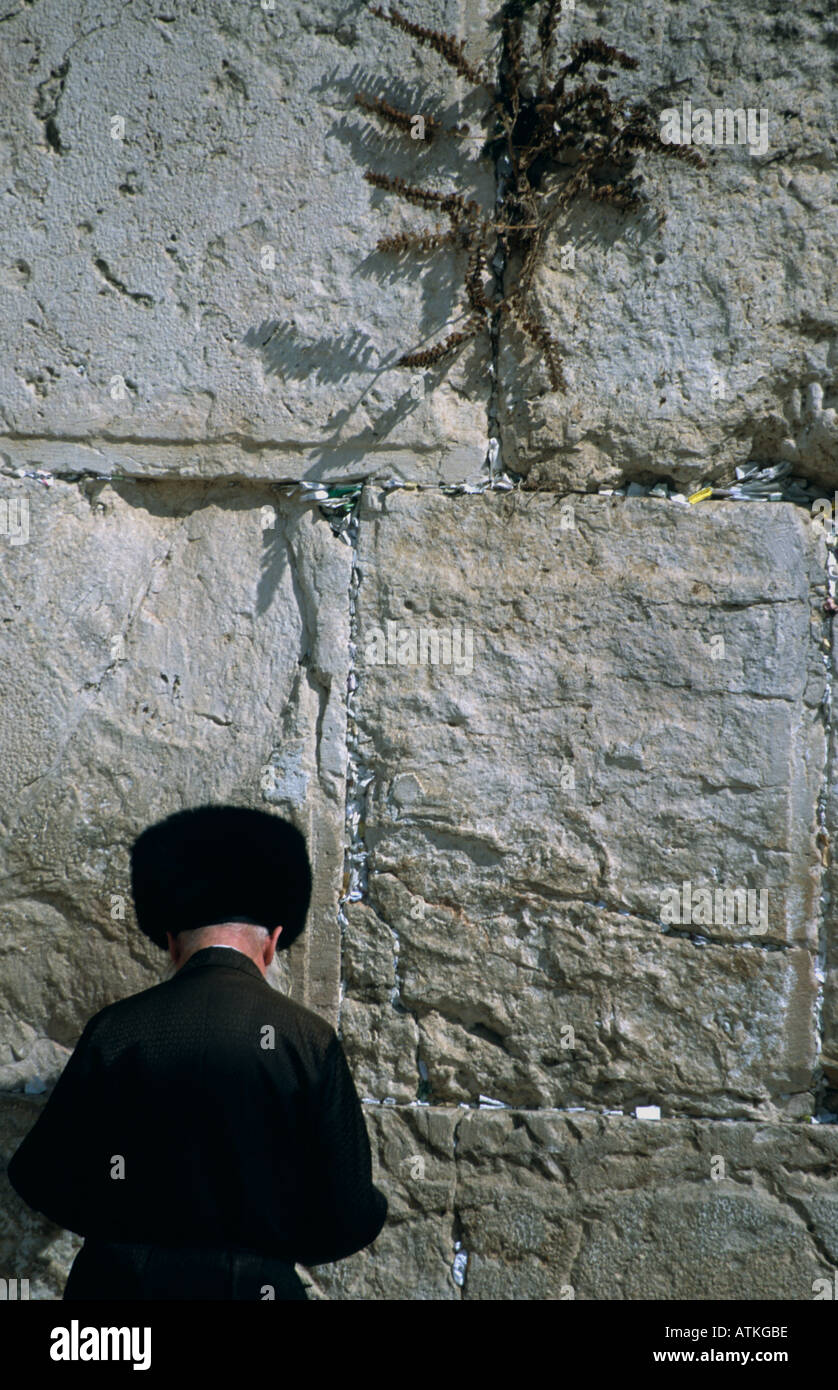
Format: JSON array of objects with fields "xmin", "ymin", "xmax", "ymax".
[
  {"xmin": 362, "ymin": 1, "xmax": 706, "ymax": 394},
  {"xmin": 614, "ymin": 110, "xmax": 709, "ymax": 168},
  {"xmin": 588, "ymin": 182, "xmax": 642, "ymax": 210},
  {"xmin": 505, "ymin": 293, "xmax": 566, "ymax": 390},
  {"xmin": 538, "ymin": 0, "xmax": 562, "ymax": 92},
  {"xmin": 369, "ymin": 5, "xmax": 486, "ymax": 88},
  {"xmin": 364, "ymin": 170, "xmax": 483, "ymax": 223},
  {"xmin": 562, "ymin": 37, "xmax": 639, "ymax": 79},
  {"xmin": 502, "ymin": 13, "xmax": 525, "ymax": 113},
  {"xmin": 397, "ymin": 314, "xmax": 484, "ymax": 367},
  {"xmin": 465, "ymin": 245, "xmax": 494, "ymax": 312},
  {"xmin": 354, "ymin": 92, "xmax": 442, "ymax": 141},
  {"xmin": 552, "ymin": 81, "xmax": 612, "ymax": 120},
  {"xmin": 654, "ymin": 140, "xmax": 708, "ymax": 169},
  {"xmin": 377, "ymin": 228, "xmax": 458, "ymax": 253}
]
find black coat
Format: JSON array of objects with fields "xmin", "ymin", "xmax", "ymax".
[{"xmin": 7, "ymin": 947, "xmax": 387, "ymax": 1270}]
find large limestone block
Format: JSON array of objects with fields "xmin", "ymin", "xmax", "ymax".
[
  {"xmin": 342, "ymin": 489, "xmax": 827, "ymax": 1117},
  {"xmin": 340, "ymin": 900, "xmax": 420, "ymax": 1105},
  {"xmin": 271, "ymin": 1106, "xmax": 838, "ymax": 1300},
  {"xmin": 0, "ymin": 0, "xmax": 492, "ymax": 483},
  {"xmin": 454, "ymin": 1110, "xmax": 838, "ymax": 1300},
  {"xmin": 495, "ymin": 0, "xmax": 838, "ymax": 492},
  {"xmin": 0, "ymin": 474, "xmax": 351, "ymax": 1091}
]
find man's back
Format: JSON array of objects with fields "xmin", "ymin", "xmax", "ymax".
[{"xmin": 8, "ymin": 947, "xmax": 387, "ymax": 1271}]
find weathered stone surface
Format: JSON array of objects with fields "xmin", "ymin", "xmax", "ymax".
[
  {"xmin": 341, "ymin": 489, "xmax": 827, "ymax": 1117},
  {"xmin": 1, "ymin": 0, "xmax": 837, "ymax": 1308},
  {"xmin": 497, "ymin": 0, "xmax": 838, "ymax": 492},
  {"xmin": 340, "ymin": 901, "xmax": 420, "ymax": 1104},
  {"xmin": 452, "ymin": 1110, "xmax": 838, "ymax": 1301},
  {"xmin": 0, "ymin": 474, "xmax": 351, "ymax": 1090},
  {"xmin": 0, "ymin": 0, "xmax": 493, "ymax": 484},
  {"xmin": 3, "ymin": 1, "xmax": 836, "ymax": 492},
  {"xmin": 286, "ymin": 1107, "xmax": 838, "ymax": 1300}
]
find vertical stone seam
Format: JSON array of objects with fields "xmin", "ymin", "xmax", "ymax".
[
  {"xmin": 337, "ymin": 507, "xmax": 374, "ymax": 1034},
  {"xmin": 815, "ymin": 534, "xmax": 836, "ymax": 1116},
  {"xmin": 451, "ymin": 1109, "xmax": 468, "ymax": 1298}
]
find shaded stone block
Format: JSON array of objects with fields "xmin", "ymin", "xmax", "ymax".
[
  {"xmin": 343, "ymin": 490, "xmax": 827, "ymax": 1118},
  {"xmin": 0, "ymin": 475, "xmax": 351, "ymax": 1089},
  {"xmin": 305, "ymin": 1107, "xmax": 838, "ymax": 1300},
  {"xmin": 454, "ymin": 1110, "xmax": 838, "ymax": 1301},
  {"xmin": 496, "ymin": 1, "xmax": 838, "ymax": 493}
]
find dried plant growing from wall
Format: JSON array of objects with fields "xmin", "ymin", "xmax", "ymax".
[{"xmin": 356, "ymin": 0, "xmax": 706, "ymax": 390}]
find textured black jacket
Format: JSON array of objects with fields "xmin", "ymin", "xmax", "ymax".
[{"xmin": 7, "ymin": 947, "xmax": 387, "ymax": 1267}]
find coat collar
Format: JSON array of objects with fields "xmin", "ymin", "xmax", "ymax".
[{"xmin": 175, "ymin": 945, "xmax": 264, "ymax": 982}]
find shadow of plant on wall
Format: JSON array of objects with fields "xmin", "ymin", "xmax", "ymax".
[{"xmin": 357, "ymin": 0, "xmax": 707, "ymax": 391}]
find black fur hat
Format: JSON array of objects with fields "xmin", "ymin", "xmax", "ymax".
[{"xmin": 130, "ymin": 804, "xmax": 312, "ymax": 951}]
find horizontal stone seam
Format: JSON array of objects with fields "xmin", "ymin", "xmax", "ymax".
[
  {"xmin": 0, "ymin": 435, "xmax": 448, "ymax": 453},
  {"xmin": 1, "ymin": 464, "xmax": 832, "ymax": 512},
  {"xmin": 4, "ymin": 1093, "xmax": 833, "ymax": 1133},
  {"xmin": 355, "ymin": 1101, "xmax": 831, "ymax": 1124},
  {"xmin": 3, "ymin": 1090, "xmax": 831, "ymax": 1124}
]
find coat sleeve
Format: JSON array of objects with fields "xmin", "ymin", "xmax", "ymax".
[
  {"xmin": 294, "ymin": 1033, "xmax": 388, "ymax": 1267},
  {"xmin": 6, "ymin": 1018, "xmax": 104, "ymax": 1236}
]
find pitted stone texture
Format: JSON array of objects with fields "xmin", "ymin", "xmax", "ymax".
[
  {"xmin": 454, "ymin": 1110, "xmax": 838, "ymax": 1300},
  {"xmin": 0, "ymin": 475, "xmax": 351, "ymax": 1091},
  {"xmin": 340, "ymin": 901, "xmax": 420, "ymax": 1105},
  {"xmin": 343, "ymin": 489, "xmax": 826, "ymax": 1117},
  {"xmin": 279, "ymin": 1107, "xmax": 838, "ymax": 1300},
  {"xmin": 0, "ymin": 0, "xmax": 492, "ymax": 483},
  {"xmin": 496, "ymin": 0, "xmax": 838, "ymax": 491}
]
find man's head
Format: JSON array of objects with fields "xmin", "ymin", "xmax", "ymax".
[{"xmin": 130, "ymin": 805, "xmax": 312, "ymax": 969}]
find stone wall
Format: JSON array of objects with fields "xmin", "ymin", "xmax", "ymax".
[{"xmin": 1, "ymin": 0, "xmax": 837, "ymax": 1300}]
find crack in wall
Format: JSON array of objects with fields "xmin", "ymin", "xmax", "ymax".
[
  {"xmin": 337, "ymin": 508, "xmax": 375, "ymax": 1028},
  {"xmin": 92, "ymin": 258, "xmax": 155, "ymax": 308},
  {"xmin": 34, "ymin": 58, "xmax": 69, "ymax": 154},
  {"xmin": 451, "ymin": 1109, "xmax": 467, "ymax": 1297},
  {"xmin": 758, "ymin": 1177, "xmax": 838, "ymax": 1273},
  {"xmin": 658, "ymin": 924, "xmax": 803, "ymax": 953},
  {"xmin": 29, "ymin": 3, "xmax": 133, "ymax": 157}
]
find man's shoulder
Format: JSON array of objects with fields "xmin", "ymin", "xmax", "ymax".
[
  {"xmin": 268, "ymin": 989, "xmax": 335, "ymax": 1039},
  {"xmin": 257, "ymin": 983, "xmax": 339, "ymax": 1061},
  {"xmin": 83, "ymin": 969, "xmax": 337, "ymax": 1055},
  {"xmin": 79, "ymin": 977, "xmax": 174, "ymax": 1039}
]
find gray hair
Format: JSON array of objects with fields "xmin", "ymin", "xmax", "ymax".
[{"xmin": 175, "ymin": 920, "xmax": 270, "ymax": 948}]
